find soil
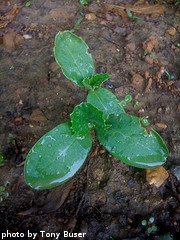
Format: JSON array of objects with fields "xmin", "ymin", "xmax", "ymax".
[{"xmin": 0, "ymin": 0, "xmax": 179, "ymax": 240}]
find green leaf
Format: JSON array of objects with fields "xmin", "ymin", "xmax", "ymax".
[
  {"xmin": 82, "ymin": 73, "xmax": 110, "ymax": 90},
  {"xmin": 24, "ymin": 123, "xmax": 92, "ymax": 190},
  {"xmin": 54, "ymin": 31, "xmax": 95, "ymax": 86},
  {"xmin": 70, "ymin": 102, "xmax": 107, "ymax": 136},
  {"xmin": 0, "ymin": 152, "xmax": 4, "ymax": 167},
  {"xmin": 160, "ymin": 233, "xmax": 173, "ymax": 240},
  {"xmin": 25, "ymin": 1, "xmax": 31, "ymax": 7},
  {"xmin": 80, "ymin": 0, "xmax": 88, "ymax": 5},
  {"xmin": 97, "ymin": 114, "xmax": 169, "ymax": 169},
  {"xmin": 87, "ymin": 88, "xmax": 125, "ymax": 117}
]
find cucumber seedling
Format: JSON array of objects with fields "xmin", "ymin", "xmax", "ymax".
[{"xmin": 24, "ymin": 31, "xmax": 169, "ymax": 190}]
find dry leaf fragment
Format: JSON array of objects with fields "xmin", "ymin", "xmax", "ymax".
[
  {"xmin": 103, "ymin": 4, "xmax": 127, "ymax": 18},
  {"xmin": 146, "ymin": 166, "xmax": 169, "ymax": 188},
  {"xmin": 103, "ymin": 3, "xmax": 165, "ymax": 19},
  {"xmin": 0, "ymin": 4, "xmax": 19, "ymax": 29}
]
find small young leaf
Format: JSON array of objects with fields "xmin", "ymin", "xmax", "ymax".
[
  {"xmin": 160, "ymin": 233, "xmax": 173, "ymax": 240},
  {"xmin": 70, "ymin": 103, "xmax": 107, "ymax": 136},
  {"xmin": 0, "ymin": 152, "xmax": 4, "ymax": 167},
  {"xmin": 82, "ymin": 73, "xmax": 110, "ymax": 90},
  {"xmin": 79, "ymin": 0, "xmax": 88, "ymax": 5},
  {"xmin": 87, "ymin": 88, "xmax": 125, "ymax": 117},
  {"xmin": 24, "ymin": 123, "xmax": 92, "ymax": 189},
  {"xmin": 54, "ymin": 31, "xmax": 95, "ymax": 86},
  {"xmin": 97, "ymin": 114, "xmax": 169, "ymax": 169}
]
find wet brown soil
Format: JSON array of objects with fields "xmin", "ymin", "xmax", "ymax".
[{"xmin": 0, "ymin": 0, "xmax": 179, "ymax": 239}]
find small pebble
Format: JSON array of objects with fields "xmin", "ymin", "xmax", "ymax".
[
  {"xmin": 157, "ymin": 107, "xmax": 163, "ymax": 114},
  {"xmin": 23, "ymin": 34, "xmax": 32, "ymax": 40},
  {"xmin": 171, "ymin": 166, "xmax": 180, "ymax": 181},
  {"xmin": 155, "ymin": 122, "xmax": 167, "ymax": 129},
  {"xmin": 127, "ymin": 178, "xmax": 136, "ymax": 186}
]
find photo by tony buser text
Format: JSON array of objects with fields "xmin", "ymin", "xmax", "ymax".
[{"xmin": 1, "ymin": 230, "xmax": 87, "ymax": 239}]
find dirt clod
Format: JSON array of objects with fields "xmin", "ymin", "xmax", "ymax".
[
  {"xmin": 14, "ymin": 116, "xmax": 23, "ymax": 125},
  {"xmin": 166, "ymin": 27, "xmax": 177, "ymax": 36},
  {"xmin": 126, "ymin": 42, "xmax": 136, "ymax": 52},
  {"xmin": 131, "ymin": 73, "xmax": 144, "ymax": 90},
  {"xmin": 49, "ymin": 7, "xmax": 76, "ymax": 21},
  {"xmin": 142, "ymin": 36, "xmax": 158, "ymax": 53},
  {"xmin": 145, "ymin": 55, "xmax": 154, "ymax": 64},
  {"xmin": 3, "ymin": 31, "xmax": 22, "ymax": 50},
  {"xmin": 30, "ymin": 109, "xmax": 47, "ymax": 122},
  {"xmin": 85, "ymin": 13, "xmax": 96, "ymax": 21}
]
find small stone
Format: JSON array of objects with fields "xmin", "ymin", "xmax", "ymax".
[
  {"xmin": 165, "ymin": 106, "xmax": 170, "ymax": 113},
  {"xmin": 19, "ymin": 99, "xmax": 23, "ymax": 105},
  {"xmin": 155, "ymin": 122, "xmax": 167, "ymax": 129},
  {"xmin": 100, "ymin": 20, "xmax": 107, "ymax": 25},
  {"xmin": 127, "ymin": 178, "xmax": 136, "ymax": 186},
  {"xmin": 85, "ymin": 13, "xmax": 96, "ymax": 21},
  {"xmin": 138, "ymin": 108, "xmax": 145, "ymax": 114},
  {"xmin": 171, "ymin": 166, "xmax": 180, "ymax": 181},
  {"xmin": 23, "ymin": 34, "xmax": 32, "ymax": 40},
  {"xmin": 100, "ymin": 149, "xmax": 105, "ymax": 154},
  {"xmin": 157, "ymin": 107, "xmax": 163, "ymax": 114},
  {"xmin": 145, "ymin": 55, "xmax": 154, "ymax": 65},
  {"xmin": 166, "ymin": 27, "xmax": 177, "ymax": 36},
  {"xmin": 38, "ymin": 33, "xmax": 43, "ymax": 38}
]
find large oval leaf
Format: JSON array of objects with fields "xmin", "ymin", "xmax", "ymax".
[
  {"xmin": 97, "ymin": 114, "xmax": 169, "ymax": 168},
  {"xmin": 87, "ymin": 88, "xmax": 125, "ymax": 117},
  {"xmin": 54, "ymin": 31, "xmax": 95, "ymax": 86},
  {"xmin": 24, "ymin": 123, "xmax": 92, "ymax": 189}
]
